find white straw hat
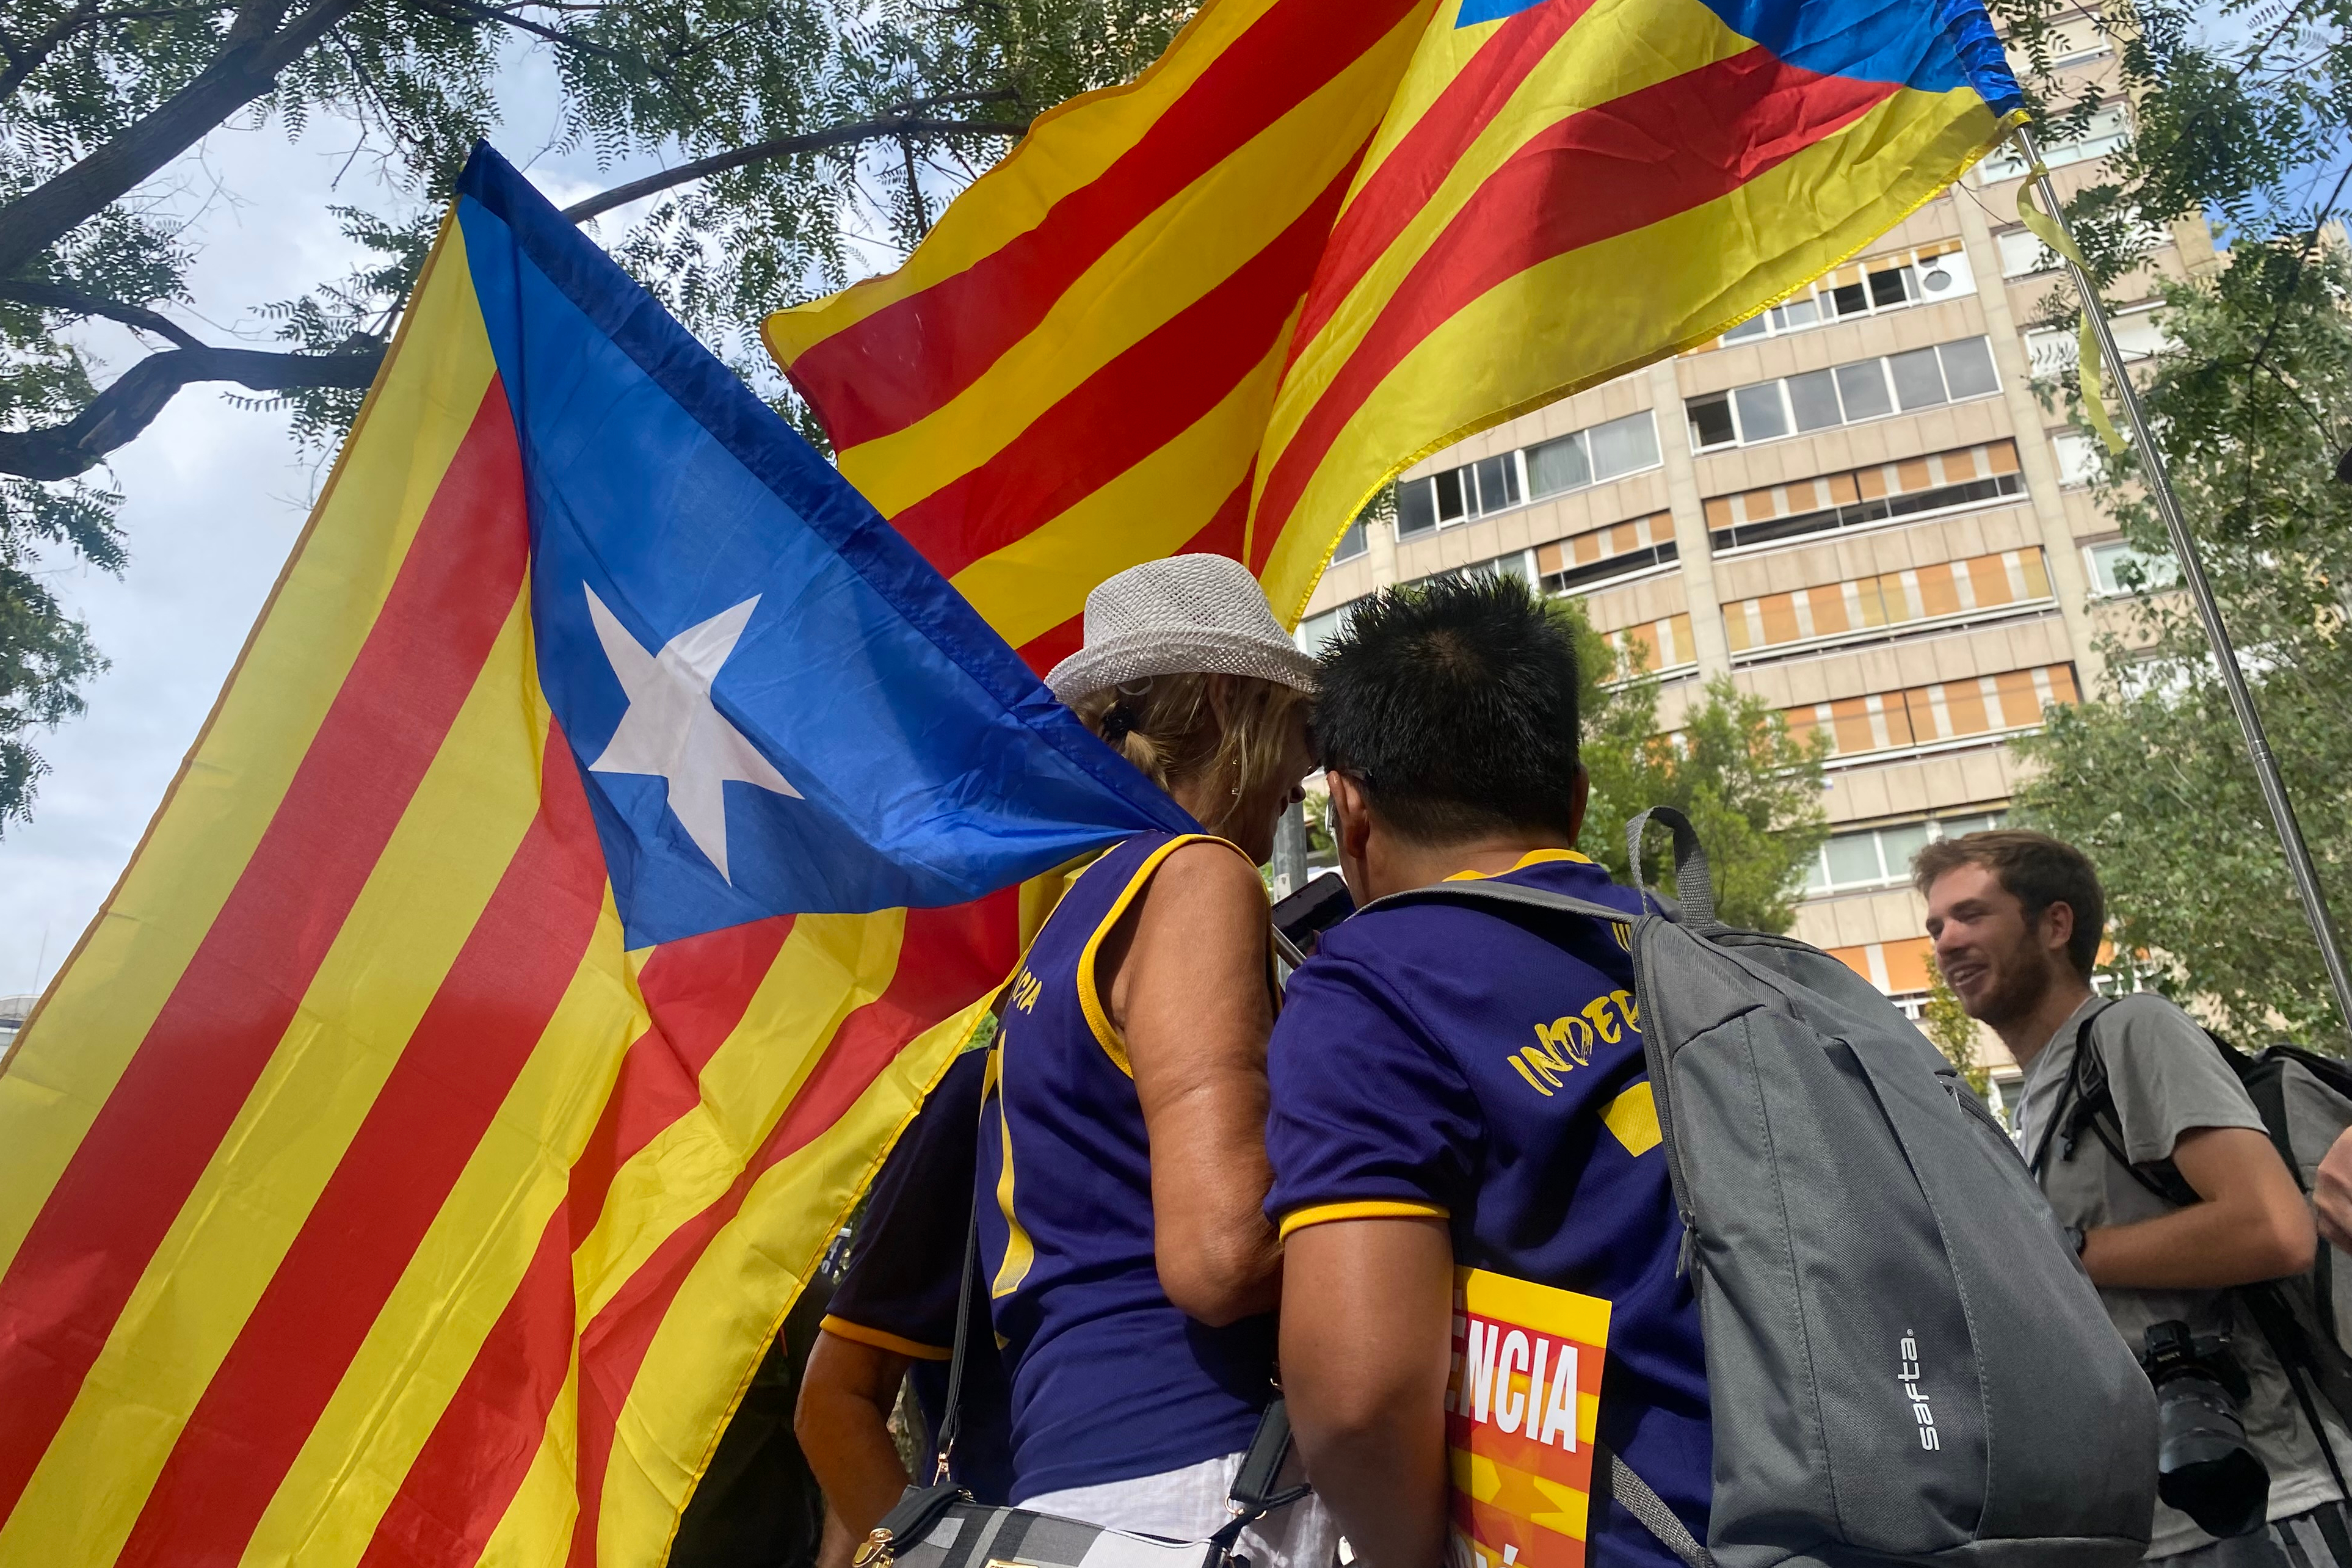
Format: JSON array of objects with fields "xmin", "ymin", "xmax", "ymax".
[{"xmin": 1045, "ymin": 554, "xmax": 1319, "ymax": 704}]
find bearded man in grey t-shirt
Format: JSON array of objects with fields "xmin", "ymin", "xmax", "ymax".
[{"xmin": 1918, "ymin": 830, "xmax": 2345, "ymax": 1566}]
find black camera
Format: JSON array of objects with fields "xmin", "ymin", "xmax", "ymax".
[{"xmin": 2142, "ymin": 1319, "xmax": 2270, "ymax": 1539}]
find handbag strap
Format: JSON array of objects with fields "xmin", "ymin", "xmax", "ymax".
[
  {"xmin": 928, "ymin": 1186, "xmax": 983, "ymax": 1483},
  {"xmin": 1205, "ymin": 1396, "xmax": 1312, "ymax": 1561}
]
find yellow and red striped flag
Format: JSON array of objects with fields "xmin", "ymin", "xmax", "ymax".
[
  {"xmin": 0, "ymin": 148, "xmax": 1194, "ymax": 1567},
  {"xmin": 766, "ymin": 0, "xmax": 2025, "ymax": 631}
]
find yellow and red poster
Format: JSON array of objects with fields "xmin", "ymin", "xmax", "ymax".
[{"xmin": 1447, "ymin": 1268, "xmax": 1611, "ymax": 1567}]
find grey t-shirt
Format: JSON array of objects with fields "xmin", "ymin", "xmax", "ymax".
[{"xmin": 2017, "ymin": 993, "xmax": 2347, "ymax": 1558}]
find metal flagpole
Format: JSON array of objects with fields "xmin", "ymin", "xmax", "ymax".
[{"xmin": 2014, "ymin": 122, "xmax": 2352, "ymax": 1039}]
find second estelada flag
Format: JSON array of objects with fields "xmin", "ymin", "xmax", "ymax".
[
  {"xmin": 765, "ymin": 0, "xmax": 2027, "ymax": 634},
  {"xmin": 0, "ymin": 144, "xmax": 1188, "ymax": 1567}
]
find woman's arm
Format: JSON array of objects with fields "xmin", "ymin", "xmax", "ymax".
[
  {"xmin": 794, "ymin": 1331, "xmax": 915, "ymax": 1562},
  {"xmin": 1112, "ymin": 841, "xmax": 1285, "ymax": 1326}
]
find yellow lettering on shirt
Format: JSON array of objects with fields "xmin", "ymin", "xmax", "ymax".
[
  {"xmin": 1536, "ymin": 1014, "xmax": 1593, "ymax": 1068},
  {"xmin": 1513, "ymin": 995, "xmax": 1641, "ymax": 1101},
  {"xmin": 1510, "ymin": 1054, "xmax": 1557, "ymax": 1098},
  {"xmin": 1008, "ymin": 968, "xmax": 1042, "ymax": 1014}
]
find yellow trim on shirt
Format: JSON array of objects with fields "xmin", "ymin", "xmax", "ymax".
[
  {"xmin": 818, "ymin": 1315, "xmax": 953, "ymax": 1362},
  {"xmin": 1443, "ymin": 847, "xmax": 1592, "ymax": 882},
  {"xmin": 1278, "ymin": 1199, "xmax": 1450, "ymax": 1241},
  {"xmin": 1075, "ymin": 832, "xmax": 1256, "ymax": 1079},
  {"xmin": 984, "ymin": 1045, "xmax": 1036, "ymax": 1300}
]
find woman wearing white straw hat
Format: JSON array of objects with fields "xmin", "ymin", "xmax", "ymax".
[{"xmin": 972, "ymin": 554, "xmax": 1332, "ymax": 1562}]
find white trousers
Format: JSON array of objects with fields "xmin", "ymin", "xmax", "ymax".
[{"xmin": 1019, "ymin": 1448, "xmax": 1337, "ymax": 1568}]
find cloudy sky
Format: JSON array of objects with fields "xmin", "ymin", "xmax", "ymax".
[{"xmin": 0, "ymin": 53, "xmax": 770, "ymax": 996}]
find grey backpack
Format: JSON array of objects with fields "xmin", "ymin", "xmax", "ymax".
[{"xmin": 1376, "ymin": 808, "xmax": 2158, "ymax": 1568}]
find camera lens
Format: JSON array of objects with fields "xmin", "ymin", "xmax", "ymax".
[
  {"xmin": 2142, "ymin": 1323, "xmax": 2270, "ymax": 1540},
  {"xmin": 2153, "ymin": 1370, "xmax": 2269, "ymax": 1537}
]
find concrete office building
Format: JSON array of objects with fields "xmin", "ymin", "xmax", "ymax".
[{"xmin": 1293, "ymin": 19, "xmax": 2202, "ymax": 1109}]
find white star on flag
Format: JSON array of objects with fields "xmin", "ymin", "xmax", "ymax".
[{"xmin": 584, "ymin": 585, "xmax": 802, "ymax": 884}]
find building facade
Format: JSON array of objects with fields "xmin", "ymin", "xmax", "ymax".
[{"xmin": 1293, "ymin": 23, "xmax": 2204, "ymax": 1109}]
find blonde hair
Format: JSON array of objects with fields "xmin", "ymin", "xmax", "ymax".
[{"xmin": 1072, "ymin": 673, "xmax": 1308, "ymax": 838}]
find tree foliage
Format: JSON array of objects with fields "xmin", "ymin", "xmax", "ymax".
[
  {"xmin": 1922, "ymin": 953, "xmax": 1991, "ymax": 1100},
  {"xmin": 0, "ymin": 0, "xmax": 1197, "ymax": 825},
  {"xmin": 1552, "ymin": 599, "xmax": 1831, "ymax": 934},
  {"xmin": 2012, "ymin": 249, "xmax": 2352, "ymax": 1044},
  {"xmin": 1987, "ymin": 0, "xmax": 2352, "ymax": 1045}
]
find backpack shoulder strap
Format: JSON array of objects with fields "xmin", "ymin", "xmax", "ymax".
[
  {"xmin": 2029, "ymin": 998, "xmax": 2120, "ymax": 1178},
  {"xmin": 1361, "ymin": 879, "xmax": 1641, "ymax": 931},
  {"xmin": 2042, "ymin": 998, "xmax": 2203, "ymax": 1208}
]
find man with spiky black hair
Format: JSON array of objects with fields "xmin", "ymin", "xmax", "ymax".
[{"xmin": 1265, "ymin": 575, "xmax": 1710, "ymax": 1568}]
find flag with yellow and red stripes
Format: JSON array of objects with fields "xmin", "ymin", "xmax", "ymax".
[
  {"xmin": 766, "ymin": 0, "xmax": 2025, "ymax": 631},
  {"xmin": 0, "ymin": 145, "xmax": 1192, "ymax": 1567}
]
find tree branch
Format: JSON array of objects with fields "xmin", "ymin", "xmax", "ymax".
[
  {"xmin": 0, "ymin": 0, "xmax": 367, "ymax": 280},
  {"xmin": 561, "ymin": 114, "xmax": 1030, "ymax": 222},
  {"xmin": 0, "ymin": 343, "xmax": 382, "ymax": 481},
  {"xmin": 0, "ymin": 0, "xmax": 99, "ymax": 103},
  {"xmin": 411, "ymin": 0, "xmax": 645, "ymax": 67},
  {"xmin": 0, "ymin": 278, "xmax": 205, "ymax": 349}
]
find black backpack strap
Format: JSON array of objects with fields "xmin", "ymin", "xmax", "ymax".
[
  {"xmin": 2029, "ymin": 999, "xmax": 2119, "ymax": 1178},
  {"xmin": 2242, "ymin": 1282, "xmax": 2352, "ymax": 1504}
]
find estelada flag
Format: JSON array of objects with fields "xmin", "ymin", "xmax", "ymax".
[
  {"xmin": 765, "ymin": 0, "xmax": 2026, "ymax": 635},
  {"xmin": 0, "ymin": 145, "xmax": 1191, "ymax": 1567}
]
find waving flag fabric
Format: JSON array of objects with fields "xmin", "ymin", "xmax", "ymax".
[
  {"xmin": 765, "ymin": 0, "xmax": 2024, "ymax": 633},
  {"xmin": 0, "ymin": 145, "xmax": 1187, "ymax": 1568}
]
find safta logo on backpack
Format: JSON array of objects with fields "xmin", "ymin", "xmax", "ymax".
[{"xmin": 1900, "ymin": 1330, "xmax": 1940, "ymax": 1451}]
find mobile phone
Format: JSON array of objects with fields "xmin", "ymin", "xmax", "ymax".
[{"xmin": 1272, "ymin": 872, "xmax": 1354, "ymax": 952}]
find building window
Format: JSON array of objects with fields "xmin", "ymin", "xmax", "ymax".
[
  {"xmin": 1997, "ymin": 227, "xmax": 2061, "ymax": 279},
  {"xmin": 1705, "ymin": 440, "xmax": 2027, "ymax": 554},
  {"xmin": 1724, "ymin": 548, "xmax": 2053, "ymax": 657},
  {"xmin": 1396, "ymin": 412, "xmax": 1659, "ymax": 540},
  {"xmin": 1535, "ymin": 512, "xmax": 1678, "ymax": 596},
  {"xmin": 1802, "ymin": 812, "xmax": 2008, "ymax": 894},
  {"xmin": 1525, "ymin": 411, "xmax": 1660, "ymax": 499},
  {"xmin": 1409, "ymin": 550, "xmax": 1534, "ymax": 593},
  {"xmin": 1978, "ymin": 103, "xmax": 2130, "ymax": 182},
  {"xmin": 2047, "ymin": 18, "xmax": 2117, "ymax": 68},
  {"xmin": 1602, "ymin": 612, "xmax": 1697, "ymax": 675},
  {"xmin": 1717, "ymin": 245, "xmax": 1973, "ymax": 345},
  {"xmin": 2085, "ymin": 539, "xmax": 2178, "ymax": 597},
  {"xmin": 2027, "ymin": 307, "xmax": 2169, "ymax": 375},
  {"xmin": 2050, "ymin": 429, "xmax": 2102, "ymax": 488},
  {"xmin": 1330, "ymin": 518, "xmax": 1367, "ymax": 563},
  {"xmin": 1297, "ymin": 602, "xmax": 1357, "ymax": 657},
  {"xmin": 1686, "ymin": 338, "xmax": 2002, "ymax": 452},
  {"xmin": 1787, "ymin": 667, "xmax": 2078, "ymax": 761}
]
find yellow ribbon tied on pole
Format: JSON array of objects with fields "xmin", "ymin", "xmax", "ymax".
[{"xmin": 2015, "ymin": 168, "xmax": 2129, "ymax": 456}]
